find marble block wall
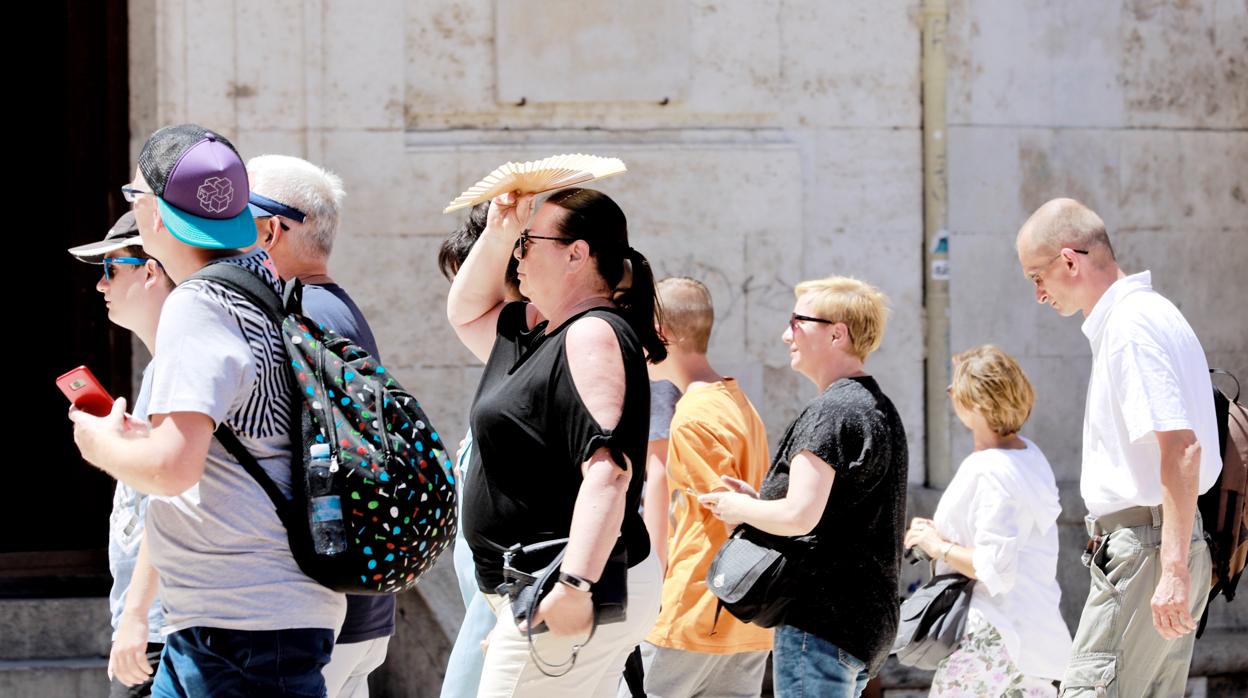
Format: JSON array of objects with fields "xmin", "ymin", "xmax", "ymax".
[
  {"xmin": 941, "ymin": 0, "xmax": 1248, "ymax": 642},
  {"xmin": 127, "ymin": 0, "xmax": 1245, "ymax": 694},
  {"xmin": 129, "ymin": 0, "xmax": 925, "ymax": 477},
  {"xmin": 128, "ymin": 1, "xmax": 924, "ymax": 693}
]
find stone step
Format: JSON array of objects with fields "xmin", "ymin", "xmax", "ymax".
[
  {"xmin": 0, "ymin": 598, "xmax": 110, "ymax": 661},
  {"xmin": 0, "ymin": 658, "xmax": 109, "ymax": 698},
  {"xmin": 880, "ymin": 628, "xmax": 1247, "ymax": 691}
]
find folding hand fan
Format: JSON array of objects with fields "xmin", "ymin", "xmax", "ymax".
[{"xmin": 443, "ymin": 153, "xmax": 627, "ymax": 214}]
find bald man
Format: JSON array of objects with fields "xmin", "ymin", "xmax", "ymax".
[{"xmin": 1016, "ymin": 198, "xmax": 1222, "ymax": 697}]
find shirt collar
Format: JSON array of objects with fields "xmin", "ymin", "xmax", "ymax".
[{"xmin": 1081, "ymin": 270, "xmax": 1152, "ymax": 343}]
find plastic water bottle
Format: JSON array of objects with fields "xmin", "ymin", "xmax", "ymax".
[{"xmin": 308, "ymin": 443, "xmax": 347, "ymax": 555}]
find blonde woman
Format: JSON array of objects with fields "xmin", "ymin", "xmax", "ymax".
[
  {"xmin": 701, "ymin": 276, "xmax": 908, "ymax": 698},
  {"xmin": 904, "ymin": 345, "xmax": 1071, "ymax": 697}
]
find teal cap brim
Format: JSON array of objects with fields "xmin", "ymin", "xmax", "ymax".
[{"xmin": 157, "ymin": 197, "xmax": 257, "ymax": 249}]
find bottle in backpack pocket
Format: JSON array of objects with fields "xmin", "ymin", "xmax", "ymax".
[{"xmin": 308, "ymin": 443, "xmax": 347, "ymax": 555}]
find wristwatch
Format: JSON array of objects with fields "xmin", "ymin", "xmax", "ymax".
[{"xmin": 558, "ymin": 571, "xmax": 594, "ymax": 593}]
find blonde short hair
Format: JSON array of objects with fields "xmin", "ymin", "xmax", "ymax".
[
  {"xmin": 656, "ymin": 277, "xmax": 713, "ymax": 354},
  {"xmin": 793, "ymin": 276, "xmax": 889, "ymax": 361},
  {"xmin": 950, "ymin": 345, "xmax": 1035, "ymax": 437}
]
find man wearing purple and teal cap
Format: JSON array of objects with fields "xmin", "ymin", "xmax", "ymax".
[{"xmin": 71, "ymin": 124, "xmax": 346, "ymax": 698}]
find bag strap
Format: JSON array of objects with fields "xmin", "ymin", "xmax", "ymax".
[
  {"xmin": 214, "ymin": 423, "xmax": 295, "ymax": 528},
  {"xmin": 710, "ymin": 600, "xmax": 725, "ymax": 636},
  {"xmin": 188, "ymin": 262, "xmax": 284, "ymax": 322},
  {"xmin": 521, "ymin": 544, "xmax": 608, "ymax": 678},
  {"xmin": 1211, "ymin": 368, "xmax": 1242, "ymax": 403},
  {"xmin": 190, "ymin": 263, "xmax": 307, "ymax": 529}
]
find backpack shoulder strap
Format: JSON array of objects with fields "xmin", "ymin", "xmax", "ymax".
[
  {"xmin": 188, "ymin": 262, "xmax": 287, "ymax": 326},
  {"xmin": 189, "ymin": 263, "xmax": 303, "ymax": 525},
  {"xmin": 1212, "ymin": 368, "xmax": 1242, "ymax": 403},
  {"xmin": 214, "ymin": 422, "xmax": 295, "ymax": 521}
]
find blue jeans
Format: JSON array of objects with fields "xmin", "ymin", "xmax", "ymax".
[
  {"xmin": 440, "ymin": 433, "xmax": 496, "ymax": 698},
  {"xmin": 772, "ymin": 625, "xmax": 870, "ymax": 698},
  {"xmin": 152, "ymin": 627, "xmax": 335, "ymax": 698}
]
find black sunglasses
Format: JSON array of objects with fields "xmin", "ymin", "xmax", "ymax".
[
  {"xmin": 513, "ymin": 229, "xmax": 575, "ymax": 259},
  {"xmin": 788, "ymin": 313, "xmax": 835, "ymax": 332}
]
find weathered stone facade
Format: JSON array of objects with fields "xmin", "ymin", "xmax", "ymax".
[{"xmin": 115, "ymin": 1, "xmax": 1245, "ymax": 695}]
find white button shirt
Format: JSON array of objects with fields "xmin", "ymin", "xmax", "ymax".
[
  {"xmin": 1080, "ymin": 271, "xmax": 1222, "ymax": 517},
  {"xmin": 933, "ymin": 439, "xmax": 1072, "ymax": 680}
]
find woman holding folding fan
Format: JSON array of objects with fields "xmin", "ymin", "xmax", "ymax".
[{"xmin": 446, "ymin": 186, "xmax": 666, "ymax": 698}]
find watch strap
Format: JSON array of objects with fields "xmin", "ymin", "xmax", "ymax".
[{"xmin": 558, "ymin": 571, "xmax": 593, "ymax": 593}]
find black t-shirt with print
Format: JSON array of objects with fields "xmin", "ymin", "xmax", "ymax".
[{"xmin": 759, "ymin": 375, "xmax": 908, "ymax": 676}]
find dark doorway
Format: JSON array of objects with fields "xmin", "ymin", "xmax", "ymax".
[{"xmin": 1, "ymin": 0, "xmax": 131, "ymax": 596}]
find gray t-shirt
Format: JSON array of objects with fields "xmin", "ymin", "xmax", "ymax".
[
  {"xmin": 649, "ymin": 379, "xmax": 681, "ymax": 441},
  {"xmin": 107, "ymin": 365, "xmax": 165, "ymax": 642},
  {"xmin": 145, "ymin": 249, "xmax": 346, "ymax": 634}
]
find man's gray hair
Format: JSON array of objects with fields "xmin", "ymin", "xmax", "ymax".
[
  {"xmin": 1019, "ymin": 197, "xmax": 1115, "ymax": 262},
  {"xmin": 247, "ymin": 154, "xmax": 346, "ymax": 259}
]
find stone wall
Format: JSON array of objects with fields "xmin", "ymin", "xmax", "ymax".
[
  {"xmin": 126, "ymin": 1, "xmax": 1246, "ymax": 695},
  {"xmin": 938, "ymin": 0, "xmax": 1248, "ymax": 652}
]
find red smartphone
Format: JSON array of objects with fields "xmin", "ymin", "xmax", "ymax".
[{"xmin": 56, "ymin": 365, "xmax": 115, "ymax": 417}]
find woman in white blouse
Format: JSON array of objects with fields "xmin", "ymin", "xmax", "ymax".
[{"xmin": 904, "ymin": 345, "xmax": 1072, "ymax": 697}]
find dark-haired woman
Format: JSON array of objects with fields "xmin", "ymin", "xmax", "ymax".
[{"xmin": 447, "ymin": 188, "xmax": 666, "ymax": 698}]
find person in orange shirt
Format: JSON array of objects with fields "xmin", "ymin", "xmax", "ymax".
[{"xmin": 626, "ymin": 277, "xmax": 773, "ymax": 698}]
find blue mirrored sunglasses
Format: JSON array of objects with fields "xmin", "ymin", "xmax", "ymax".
[{"xmin": 101, "ymin": 256, "xmax": 158, "ymax": 280}]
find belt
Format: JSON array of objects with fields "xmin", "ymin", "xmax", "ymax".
[{"xmin": 1084, "ymin": 505, "xmax": 1162, "ymax": 538}]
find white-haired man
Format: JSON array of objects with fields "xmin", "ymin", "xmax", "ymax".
[{"xmin": 247, "ymin": 154, "xmax": 390, "ymax": 698}]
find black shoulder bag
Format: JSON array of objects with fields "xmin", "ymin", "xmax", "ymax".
[
  {"xmin": 706, "ymin": 524, "xmax": 812, "ymax": 629},
  {"xmin": 891, "ymin": 557, "xmax": 973, "ymax": 669}
]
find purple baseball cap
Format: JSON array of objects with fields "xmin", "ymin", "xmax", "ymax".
[{"xmin": 137, "ymin": 124, "xmax": 256, "ymax": 249}]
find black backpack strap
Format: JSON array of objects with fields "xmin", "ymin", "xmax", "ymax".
[
  {"xmin": 187, "ymin": 262, "xmax": 289, "ymax": 325},
  {"xmin": 214, "ymin": 422, "xmax": 294, "ymax": 524},
  {"xmin": 284, "ymin": 277, "xmax": 304, "ymax": 316},
  {"xmin": 188, "ymin": 263, "xmax": 303, "ymax": 528},
  {"xmin": 1211, "ymin": 368, "xmax": 1242, "ymax": 403}
]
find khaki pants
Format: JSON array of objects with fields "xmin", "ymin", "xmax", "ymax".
[
  {"xmin": 621, "ymin": 642, "xmax": 770, "ymax": 698},
  {"xmin": 1060, "ymin": 507, "xmax": 1211, "ymax": 698},
  {"xmin": 477, "ymin": 551, "xmax": 662, "ymax": 698}
]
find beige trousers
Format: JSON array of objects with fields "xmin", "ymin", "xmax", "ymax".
[
  {"xmin": 477, "ymin": 551, "xmax": 662, "ymax": 698},
  {"xmin": 1060, "ymin": 508, "xmax": 1211, "ymax": 698}
]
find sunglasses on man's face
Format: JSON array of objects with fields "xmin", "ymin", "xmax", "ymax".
[
  {"xmin": 513, "ymin": 229, "xmax": 575, "ymax": 259},
  {"xmin": 101, "ymin": 257, "xmax": 153, "ymax": 280},
  {"xmin": 788, "ymin": 312, "xmax": 835, "ymax": 333}
]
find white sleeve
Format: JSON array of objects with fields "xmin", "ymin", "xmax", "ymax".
[
  {"xmin": 1109, "ymin": 325, "xmax": 1192, "ymax": 443},
  {"xmin": 146, "ymin": 286, "xmax": 255, "ymax": 425},
  {"xmin": 968, "ymin": 475, "xmax": 1022, "ymax": 597}
]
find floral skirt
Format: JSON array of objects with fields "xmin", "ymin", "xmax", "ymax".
[{"xmin": 930, "ymin": 610, "xmax": 1057, "ymax": 698}]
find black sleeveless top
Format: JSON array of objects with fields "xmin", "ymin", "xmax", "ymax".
[{"xmin": 464, "ymin": 301, "xmax": 652, "ymax": 592}]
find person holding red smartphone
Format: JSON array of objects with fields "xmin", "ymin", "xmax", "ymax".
[
  {"xmin": 67, "ymin": 210, "xmax": 174, "ymax": 698},
  {"xmin": 69, "ymin": 124, "xmax": 346, "ymax": 698}
]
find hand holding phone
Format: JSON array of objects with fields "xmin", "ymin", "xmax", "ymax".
[{"xmin": 57, "ymin": 366, "xmax": 115, "ymax": 417}]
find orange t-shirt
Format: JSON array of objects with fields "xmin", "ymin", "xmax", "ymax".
[{"xmin": 645, "ymin": 379, "xmax": 773, "ymax": 653}]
